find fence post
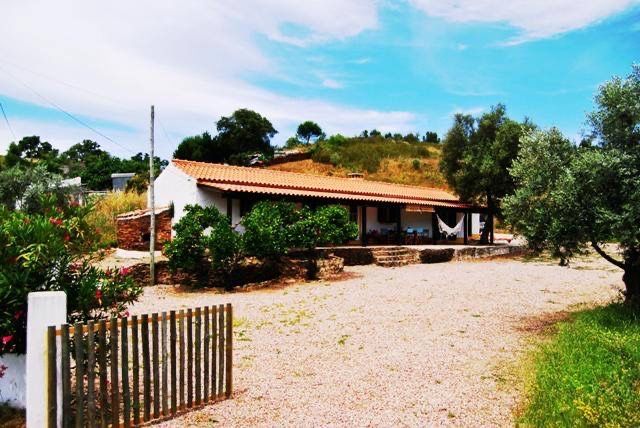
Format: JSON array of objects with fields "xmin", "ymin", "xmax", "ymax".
[{"xmin": 26, "ymin": 291, "xmax": 66, "ymax": 428}]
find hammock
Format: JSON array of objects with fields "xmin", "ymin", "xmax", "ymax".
[{"xmin": 436, "ymin": 214, "xmax": 465, "ymax": 237}]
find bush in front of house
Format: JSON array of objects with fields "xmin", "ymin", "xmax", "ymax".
[
  {"xmin": 0, "ymin": 197, "xmax": 142, "ymax": 355},
  {"xmin": 241, "ymin": 201, "xmax": 302, "ymax": 259},
  {"xmin": 166, "ymin": 202, "xmax": 358, "ymax": 288},
  {"xmin": 164, "ymin": 204, "xmax": 242, "ymax": 288}
]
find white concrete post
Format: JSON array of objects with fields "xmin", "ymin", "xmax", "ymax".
[{"xmin": 26, "ymin": 291, "xmax": 66, "ymax": 428}]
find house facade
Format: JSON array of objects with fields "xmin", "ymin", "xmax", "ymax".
[{"xmin": 153, "ymin": 159, "xmax": 490, "ymax": 246}]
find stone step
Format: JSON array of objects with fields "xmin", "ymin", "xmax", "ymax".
[{"xmin": 374, "ymin": 255, "xmax": 415, "ymax": 262}]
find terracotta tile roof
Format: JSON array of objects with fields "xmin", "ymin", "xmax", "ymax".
[{"xmin": 172, "ymin": 159, "xmax": 473, "ymax": 209}]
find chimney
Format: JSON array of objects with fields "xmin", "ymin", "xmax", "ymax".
[{"xmin": 347, "ymin": 172, "xmax": 364, "ymax": 180}]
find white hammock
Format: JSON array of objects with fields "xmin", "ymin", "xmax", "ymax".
[{"xmin": 436, "ymin": 214, "xmax": 465, "ymax": 236}]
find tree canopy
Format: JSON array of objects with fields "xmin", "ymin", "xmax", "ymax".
[
  {"xmin": 439, "ymin": 104, "xmax": 532, "ymax": 240},
  {"xmin": 504, "ymin": 65, "xmax": 640, "ymax": 302},
  {"xmin": 5, "ymin": 136, "xmax": 60, "ymax": 172},
  {"xmin": 174, "ymin": 109, "xmax": 277, "ymax": 165},
  {"xmin": 296, "ymin": 121, "xmax": 324, "ymax": 145}
]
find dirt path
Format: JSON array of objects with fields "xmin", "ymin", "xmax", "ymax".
[{"xmin": 130, "ymin": 257, "xmax": 622, "ymax": 427}]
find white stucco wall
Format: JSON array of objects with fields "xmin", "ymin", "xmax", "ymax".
[
  {"xmin": 472, "ymin": 213, "xmax": 480, "ymax": 235},
  {"xmin": 400, "ymin": 211, "xmax": 433, "ymax": 237},
  {"xmin": 152, "ymin": 163, "xmax": 199, "ymax": 227},
  {"xmin": 0, "ymin": 354, "xmax": 26, "ymax": 408}
]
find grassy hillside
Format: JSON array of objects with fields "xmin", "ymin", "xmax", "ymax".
[{"xmin": 270, "ymin": 136, "xmax": 448, "ymax": 189}]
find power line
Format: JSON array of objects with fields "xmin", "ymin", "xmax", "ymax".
[
  {"xmin": 0, "ymin": 64, "xmax": 139, "ymax": 156},
  {"xmin": 0, "ymin": 102, "xmax": 17, "ymax": 140}
]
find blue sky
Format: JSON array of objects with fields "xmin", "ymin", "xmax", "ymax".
[{"xmin": 0, "ymin": 1, "xmax": 638, "ymax": 159}]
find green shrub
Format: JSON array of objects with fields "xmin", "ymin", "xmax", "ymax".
[
  {"xmin": 290, "ymin": 205, "xmax": 359, "ymax": 249},
  {"xmin": 0, "ymin": 199, "xmax": 141, "ymax": 355},
  {"xmin": 241, "ymin": 201, "xmax": 301, "ymax": 259},
  {"xmin": 412, "ymin": 159, "xmax": 421, "ymax": 170},
  {"xmin": 167, "ymin": 202, "xmax": 358, "ymax": 286},
  {"xmin": 164, "ymin": 205, "xmax": 241, "ymax": 288},
  {"xmin": 519, "ymin": 303, "xmax": 640, "ymax": 426}
]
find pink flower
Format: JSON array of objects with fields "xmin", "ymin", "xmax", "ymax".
[
  {"xmin": 123, "ymin": 311, "xmax": 130, "ymax": 317},
  {"xmin": 49, "ymin": 217, "xmax": 63, "ymax": 227},
  {"xmin": 95, "ymin": 290, "xmax": 103, "ymax": 300},
  {"xmin": 119, "ymin": 267, "xmax": 131, "ymax": 276},
  {"xmin": 2, "ymin": 335, "xmax": 13, "ymax": 345},
  {"xmin": 13, "ymin": 310, "xmax": 23, "ymax": 320}
]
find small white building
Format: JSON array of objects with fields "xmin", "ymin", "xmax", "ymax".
[{"xmin": 153, "ymin": 159, "xmax": 487, "ymax": 246}]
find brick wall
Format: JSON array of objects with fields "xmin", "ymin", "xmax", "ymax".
[{"xmin": 116, "ymin": 206, "xmax": 172, "ymax": 251}]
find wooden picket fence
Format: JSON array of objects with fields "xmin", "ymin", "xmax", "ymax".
[{"xmin": 46, "ymin": 304, "xmax": 233, "ymax": 427}]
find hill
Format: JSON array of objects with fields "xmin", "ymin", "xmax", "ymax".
[{"xmin": 269, "ymin": 135, "xmax": 447, "ymax": 189}]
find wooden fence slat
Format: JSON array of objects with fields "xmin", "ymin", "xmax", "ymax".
[
  {"xmin": 203, "ymin": 306, "xmax": 209, "ymax": 403},
  {"xmin": 152, "ymin": 313, "xmax": 160, "ymax": 419},
  {"xmin": 178, "ymin": 310, "xmax": 185, "ymax": 409},
  {"xmin": 161, "ymin": 312, "xmax": 168, "ymax": 417},
  {"xmin": 187, "ymin": 309, "xmax": 193, "ymax": 408},
  {"xmin": 121, "ymin": 317, "xmax": 130, "ymax": 428},
  {"xmin": 74, "ymin": 322, "xmax": 84, "ymax": 428},
  {"xmin": 61, "ymin": 324, "xmax": 71, "ymax": 428},
  {"xmin": 110, "ymin": 318, "xmax": 119, "ymax": 427},
  {"xmin": 225, "ymin": 303, "xmax": 233, "ymax": 398},
  {"xmin": 86, "ymin": 321, "xmax": 96, "ymax": 427},
  {"xmin": 170, "ymin": 311, "xmax": 177, "ymax": 415},
  {"xmin": 98, "ymin": 320, "xmax": 108, "ymax": 428},
  {"xmin": 47, "ymin": 326, "xmax": 57, "ymax": 428},
  {"xmin": 131, "ymin": 315, "xmax": 140, "ymax": 427},
  {"xmin": 195, "ymin": 307, "xmax": 202, "ymax": 406},
  {"xmin": 211, "ymin": 306, "xmax": 217, "ymax": 398},
  {"xmin": 218, "ymin": 304, "xmax": 224, "ymax": 399},
  {"xmin": 141, "ymin": 314, "xmax": 151, "ymax": 422}
]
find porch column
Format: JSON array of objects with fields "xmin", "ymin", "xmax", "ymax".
[
  {"xmin": 396, "ymin": 206, "xmax": 402, "ymax": 245},
  {"xmin": 463, "ymin": 211, "xmax": 469, "ymax": 245},
  {"xmin": 431, "ymin": 211, "xmax": 439, "ymax": 244},
  {"xmin": 361, "ymin": 205, "xmax": 368, "ymax": 247},
  {"xmin": 226, "ymin": 197, "xmax": 232, "ymax": 224}
]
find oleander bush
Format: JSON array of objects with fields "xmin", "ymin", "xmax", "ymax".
[{"xmin": 0, "ymin": 197, "xmax": 141, "ymax": 355}]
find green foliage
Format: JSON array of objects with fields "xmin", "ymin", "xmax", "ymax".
[
  {"xmin": 439, "ymin": 105, "xmax": 532, "ymax": 218},
  {"xmin": 503, "ymin": 129, "xmax": 575, "ymax": 252},
  {"xmin": 0, "ymin": 165, "xmax": 77, "ymax": 213},
  {"xmin": 290, "ymin": 205, "xmax": 359, "ymax": 250},
  {"xmin": 5, "ymin": 136, "xmax": 60, "ymax": 172},
  {"xmin": 504, "ymin": 66, "xmax": 640, "ymax": 299},
  {"xmin": 167, "ymin": 202, "xmax": 357, "ymax": 287},
  {"xmin": 57, "ymin": 140, "xmax": 167, "ymax": 190},
  {"xmin": 587, "ymin": 64, "xmax": 640, "ymax": 154},
  {"xmin": 0, "ymin": 199, "xmax": 141, "ymax": 355},
  {"xmin": 412, "ymin": 159, "xmax": 421, "ymax": 170},
  {"xmin": 241, "ymin": 201, "xmax": 301, "ymax": 259},
  {"xmin": 174, "ymin": 109, "xmax": 277, "ymax": 165},
  {"xmin": 519, "ymin": 303, "xmax": 640, "ymax": 426},
  {"xmin": 164, "ymin": 205, "xmax": 241, "ymax": 287},
  {"xmin": 312, "ymin": 134, "xmax": 431, "ymax": 173},
  {"xmin": 296, "ymin": 121, "xmax": 324, "ymax": 144}
]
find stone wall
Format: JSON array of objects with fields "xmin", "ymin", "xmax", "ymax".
[
  {"xmin": 126, "ymin": 255, "xmax": 345, "ymax": 288},
  {"xmin": 116, "ymin": 206, "xmax": 172, "ymax": 251}
]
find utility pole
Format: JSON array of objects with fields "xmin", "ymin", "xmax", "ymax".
[{"xmin": 149, "ymin": 105, "xmax": 155, "ymax": 286}]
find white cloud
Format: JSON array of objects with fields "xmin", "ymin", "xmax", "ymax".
[
  {"xmin": 409, "ymin": 0, "xmax": 638, "ymax": 43},
  {"xmin": 0, "ymin": 1, "xmax": 415, "ymax": 158},
  {"xmin": 321, "ymin": 79, "xmax": 344, "ymax": 89}
]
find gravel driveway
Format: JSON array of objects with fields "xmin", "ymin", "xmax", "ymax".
[{"xmin": 130, "ymin": 256, "xmax": 622, "ymax": 427}]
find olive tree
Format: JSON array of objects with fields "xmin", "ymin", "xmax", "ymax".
[{"xmin": 504, "ymin": 65, "xmax": 640, "ymax": 302}]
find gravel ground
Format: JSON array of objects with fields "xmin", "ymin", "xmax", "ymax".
[{"xmin": 129, "ymin": 255, "xmax": 622, "ymax": 427}]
